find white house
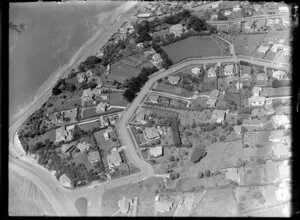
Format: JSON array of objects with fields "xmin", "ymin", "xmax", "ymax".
[
  {"xmin": 252, "ymin": 86, "xmax": 262, "ymax": 97},
  {"xmin": 248, "ymin": 96, "xmax": 266, "ymax": 106},
  {"xmin": 233, "ymin": 5, "xmax": 241, "ymax": 12},
  {"xmin": 191, "ymin": 67, "xmax": 201, "ymax": 75},
  {"xmin": 137, "ymin": 42, "xmax": 144, "ymax": 48},
  {"xmin": 169, "ymin": 24, "xmax": 184, "ymax": 37},
  {"xmin": 107, "ymin": 148, "xmax": 122, "ymax": 168},
  {"xmin": 257, "ymin": 73, "xmax": 267, "ymax": 81},
  {"xmin": 168, "ymin": 76, "xmax": 181, "ymax": 85},
  {"xmin": 208, "ymin": 67, "xmax": 216, "ymax": 78},
  {"xmin": 271, "ymin": 114, "xmax": 291, "ymax": 129},
  {"xmin": 271, "ymin": 44, "xmax": 284, "ymax": 52},
  {"xmin": 137, "ymin": 13, "xmax": 152, "ymax": 18},
  {"xmin": 236, "ymin": 82, "xmax": 243, "ymax": 90},
  {"xmin": 279, "ymin": 5, "xmax": 289, "ymax": 13},
  {"xmin": 224, "ymin": 10, "xmax": 232, "ymax": 16},
  {"xmin": 273, "ymin": 70, "xmax": 288, "ymax": 80},
  {"xmin": 149, "ymin": 146, "xmax": 163, "ymax": 158},
  {"xmin": 257, "ymin": 45, "xmax": 270, "ymax": 55},
  {"xmin": 59, "ymin": 174, "xmax": 72, "ymax": 188},
  {"xmin": 223, "ymin": 64, "xmax": 234, "ymax": 76}
]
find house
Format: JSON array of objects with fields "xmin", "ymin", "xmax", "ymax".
[
  {"xmin": 271, "ymin": 114, "xmax": 291, "ymax": 129},
  {"xmin": 223, "ymin": 64, "xmax": 234, "ymax": 76},
  {"xmin": 257, "ymin": 73, "xmax": 267, "ymax": 81},
  {"xmin": 233, "ymin": 5, "xmax": 241, "ymax": 12},
  {"xmin": 252, "ymin": 86, "xmax": 262, "ymax": 96},
  {"xmin": 59, "ymin": 174, "xmax": 72, "ymax": 188},
  {"xmin": 82, "ymin": 88, "xmax": 93, "ymax": 102},
  {"xmin": 149, "ymin": 146, "xmax": 163, "ymax": 158},
  {"xmin": 100, "ymin": 115, "xmax": 109, "ymax": 127},
  {"xmin": 55, "ymin": 126, "xmax": 74, "ymax": 143},
  {"xmin": 135, "ymin": 113, "xmax": 147, "ymax": 124},
  {"xmin": 107, "ymin": 148, "xmax": 122, "ymax": 168},
  {"xmin": 207, "ymin": 67, "xmax": 216, "ymax": 78},
  {"xmin": 224, "ymin": 168, "xmax": 241, "ymax": 183},
  {"xmin": 156, "ymin": 199, "xmax": 174, "ymax": 213},
  {"xmin": 168, "ymin": 76, "xmax": 181, "ymax": 85},
  {"xmin": 96, "ymin": 102, "xmax": 109, "ymax": 113},
  {"xmin": 100, "ymin": 93, "xmax": 109, "ymax": 101},
  {"xmin": 236, "ymin": 82, "xmax": 243, "ymax": 90},
  {"xmin": 248, "ymin": 96, "xmax": 266, "ymax": 106},
  {"xmin": 273, "ymin": 70, "xmax": 288, "ymax": 80},
  {"xmin": 211, "ymin": 14, "xmax": 218, "ymax": 21},
  {"xmin": 275, "ymin": 105, "xmax": 291, "ymax": 115},
  {"xmin": 148, "ymin": 94, "xmax": 159, "ymax": 103},
  {"xmin": 279, "ymin": 5, "xmax": 289, "ymax": 13},
  {"xmin": 87, "ymin": 151, "xmax": 100, "ymax": 164},
  {"xmin": 233, "ymin": 125, "xmax": 242, "ymax": 134},
  {"xmin": 211, "ymin": 109, "xmax": 228, "ymax": 123},
  {"xmin": 137, "ymin": 13, "xmax": 152, "ymax": 18},
  {"xmin": 241, "ymin": 73, "xmax": 252, "ymax": 82},
  {"xmin": 169, "ymin": 24, "xmax": 184, "ymax": 37},
  {"xmin": 103, "ymin": 131, "xmax": 110, "ymax": 140},
  {"xmin": 224, "ymin": 10, "xmax": 232, "ymax": 16},
  {"xmin": 77, "ymin": 72, "xmax": 87, "ymax": 83},
  {"xmin": 273, "ymin": 144, "xmax": 291, "ymax": 159},
  {"xmin": 271, "ymin": 44, "xmax": 284, "ymax": 53},
  {"xmin": 152, "ymin": 53, "xmax": 163, "ymax": 65},
  {"xmin": 76, "ymin": 142, "xmax": 91, "ymax": 153},
  {"xmin": 61, "ymin": 143, "xmax": 74, "ymax": 154},
  {"xmin": 209, "ymin": 89, "xmax": 220, "ymax": 99},
  {"xmin": 118, "ymin": 197, "xmax": 130, "ymax": 214},
  {"xmin": 137, "ymin": 42, "xmax": 144, "ymax": 48},
  {"xmin": 278, "ymin": 160, "xmax": 290, "ymax": 181},
  {"xmin": 206, "ymin": 98, "xmax": 217, "ymax": 108},
  {"xmin": 257, "ymin": 45, "xmax": 270, "ymax": 55},
  {"xmin": 283, "ymin": 46, "xmax": 290, "ymax": 56},
  {"xmin": 144, "ymin": 127, "xmax": 160, "ymax": 141},
  {"xmin": 191, "ymin": 67, "xmax": 201, "ymax": 75}
]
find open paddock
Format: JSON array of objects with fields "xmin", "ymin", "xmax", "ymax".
[
  {"xmin": 153, "ymin": 82, "xmax": 194, "ymax": 98},
  {"xmin": 109, "ymin": 61, "xmax": 140, "ymax": 83},
  {"xmin": 109, "ymin": 91, "xmax": 128, "ymax": 107}
]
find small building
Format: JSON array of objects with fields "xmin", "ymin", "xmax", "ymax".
[
  {"xmin": 233, "ymin": 5, "xmax": 241, "ymax": 12},
  {"xmin": 208, "ymin": 67, "xmax": 216, "ymax": 78},
  {"xmin": 55, "ymin": 126, "xmax": 74, "ymax": 143},
  {"xmin": 152, "ymin": 53, "xmax": 163, "ymax": 65},
  {"xmin": 206, "ymin": 98, "xmax": 217, "ymax": 108},
  {"xmin": 82, "ymin": 88, "xmax": 93, "ymax": 102},
  {"xmin": 224, "ymin": 168, "xmax": 241, "ymax": 183},
  {"xmin": 191, "ymin": 67, "xmax": 201, "ymax": 75},
  {"xmin": 103, "ymin": 131, "xmax": 110, "ymax": 140},
  {"xmin": 59, "ymin": 174, "xmax": 72, "ymax": 188},
  {"xmin": 169, "ymin": 24, "xmax": 184, "ymax": 37},
  {"xmin": 100, "ymin": 93, "xmax": 109, "ymax": 101},
  {"xmin": 209, "ymin": 89, "xmax": 220, "ymax": 99},
  {"xmin": 76, "ymin": 142, "xmax": 91, "ymax": 153},
  {"xmin": 248, "ymin": 96, "xmax": 266, "ymax": 106},
  {"xmin": 61, "ymin": 143, "xmax": 74, "ymax": 154},
  {"xmin": 271, "ymin": 114, "xmax": 291, "ymax": 129},
  {"xmin": 137, "ymin": 42, "xmax": 144, "ymax": 48},
  {"xmin": 107, "ymin": 148, "xmax": 122, "ymax": 168},
  {"xmin": 241, "ymin": 73, "xmax": 252, "ymax": 82},
  {"xmin": 100, "ymin": 115, "xmax": 109, "ymax": 127},
  {"xmin": 88, "ymin": 151, "xmax": 100, "ymax": 164},
  {"xmin": 77, "ymin": 72, "xmax": 87, "ymax": 83},
  {"xmin": 273, "ymin": 70, "xmax": 288, "ymax": 80},
  {"xmin": 224, "ymin": 10, "xmax": 232, "ymax": 16},
  {"xmin": 135, "ymin": 113, "xmax": 147, "ymax": 124},
  {"xmin": 271, "ymin": 44, "xmax": 284, "ymax": 53},
  {"xmin": 149, "ymin": 94, "xmax": 159, "ymax": 103},
  {"xmin": 137, "ymin": 13, "xmax": 152, "ymax": 18},
  {"xmin": 149, "ymin": 146, "xmax": 163, "ymax": 158},
  {"xmin": 156, "ymin": 200, "xmax": 174, "ymax": 213},
  {"xmin": 257, "ymin": 73, "xmax": 267, "ymax": 81},
  {"xmin": 278, "ymin": 161, "xmax": 290, "ymax": 181},
  {"xmin": 211, "ymin": 109, "xmax": 228, "ymax": 123},
  {"xmin": 144, "ymin": 127, "xmax": 160, "ymax": 141},
  {"xmin": 279, "ymin": 5, "xmax": 289, "ymax": 13},
  {"xmin": 257, "ymin": 45, "xmax": 270, "ymax": 55},
  {"xmin": 236, "ymin": 82, "xmax": 243, "ymax": 90},
  {"xmin": 273, "ymin": 144, "xmax": 291, "ymax": 159},
  {"xmin": 283, "ymin": 46, "xmax": 290, "ymax": 56},
  {"xmin": 168, "ymin": 76, "xmax": 181, "ymax": 85},
  {"xmin": 96, "ymin": 102, "xmax": 109, "ymax": 113},
  {"xmin": 252, "ymin": 86, "xmax": 262, "ymax": 97},
  {"xmin": 223, "ymin": 64, "xmax": 234, "ymax": 76},
  {"xmin": 118, "ymin": 197, "xmax": 130, "ymax": 214},
  {"xmin": 233, "ymin": 125, "xmax": 242, "ymax": 134}
]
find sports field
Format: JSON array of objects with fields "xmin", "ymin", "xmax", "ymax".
[{"xmin": 162, "ymin": 36, "xmax": 223, "ymax": 63}]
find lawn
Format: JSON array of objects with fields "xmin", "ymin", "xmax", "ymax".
[
  {"xmin": 78, "ymin": 121, "xmax": 100, "ymax": 132},
  {"xmin": 233, "ymin": 34, "xmax": 268, "ymax": 56},
  {"xmin": 110, "ymin": 61, "xmax": 140, "ymax": 83},
  {"xmin": 153, "ymin": 82, "xmax": 194, "ymax": 97},
  {"xmin": 48, "ymin": 98, "xmax": 82, "ymax": 114},
  {"xmin": 162, "ymin": 36, "xmax": 223, "ymax": 63},
  {"xmin": 82, "ymin": 107, "xmax": 123, "ymax": 119},
  {"xmin": 27, "ymin": 129, "xmax": 56, "ymax": 146},
  {"xmin": 109, "ymin": 91, "xmax": 128, "ymax": 107},
  {"xmin": 72, "ymin": 153, "xmax": 93, "ymax": 170},
  {"xmin": 93, "ymin": 129, "xmax": 120, "ymax": 150}
]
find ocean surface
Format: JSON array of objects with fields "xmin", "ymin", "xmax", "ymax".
[{"xmin": 9, "ymin": 1, "xmax": 123, "ymax": 119}]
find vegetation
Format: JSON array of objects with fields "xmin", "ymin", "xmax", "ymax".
[
  {"xmin": 152, "ymin": 43, "xmax": 173, "ymax": 68},
  {"xmin": 272, "ymin": 79, "xmax": 282, "ymax": 88},
  {"xmin": 190, "ymin": 146, "xmax": 207, "ymax": 163}
]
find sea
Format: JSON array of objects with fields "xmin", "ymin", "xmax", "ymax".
[{"xmin": 9, "ymin": 1, "xmax": 124, "ymax": 120}]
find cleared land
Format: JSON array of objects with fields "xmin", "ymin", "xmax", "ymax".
[
  {"xmin": 109, "ymin": 61, "xmax": 140, "ymax": 83},
  {"xmin": 162, "ymin": 36, "xmax": 223, "ymax": 63}
]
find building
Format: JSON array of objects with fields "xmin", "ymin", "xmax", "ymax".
[
  {"xmin": 223, "ymin": 64, "xmax": 234, "ymax": 76},
  {"xmin": 191, "ymin": 67, "xmax": 201, "ymax": 75},
  {"xmin": 82, "ymin": 88, "xmax": 93, "ymax": 102},
  {"xmin": 233, "ymin": 125, "xmax": 242, "ymax": 134},
  {"xmin": 148, "ymin": 94, "xmax": 159, "ymax": 103},
  {"xmin": 206, "ymin": 98, "xmax": 217, "ymax": 108},
  {"xmin": 87, "ymin": 151, "xmax": 100, "ymax": 164},
  {"xmin": 77, "ymin": 72, "xmax": 87, "ymax": 83},
  {"xmin": 59, "ymin": 174, "xmax": 72, "ymax": 188},
  {"xmin": 211, "ymin": 109, "xmax": 228, "ymax": 123},
  {"xmin": 100, "ymin": 115, "xmax": 109, "ymax": 127},
  {"xmin": 241, "ymin": 73, "xmax": 252, "ymax": 82},
  {"xmin": 55, "ymin": 126, "xmax": 74, "ymax": 143},
  {"xmin": 271, "ymin": 44, "xmax": 284, "ymax": 52},
  {"xmin": 211, "ymin": 14, "xmax": 218, "ymax": 21},
  {"xmin": 76, "ymin": 142, "xmax": 91, "ymax": 153},
  {"xmin": 208, "ymin": 67, "xmax": 216, "ymax": 78},
  {"xmin": 92, "ymin": 87, "xmax": 102, "ymax": 97},
  {"xmin": 273, "ymin": 70, "xmax": 288, "ymax": 80},
  {"xmin": 236, "ymin": 82, "xmax": 243, "ymax": 90},
  {"xmin": 137, "ymin": 13, "xmax": 152, "ymax": 18},
  {"xmin": 273, "ymin": 144, "xmax": 291, "ymax": 159},
  {"xmin": 257, "ymin": 73, "xmax": 267, "ymax": 81},
  {"xmin": 283, "ymin": 46, "xmax": 290, "ymax": 56},
  {"xmin": 156, "ymin": 200, "xmax": 174, "ymax": 213},
  {"xmin": 144, "ymin": 127, "xmax": 160, "ymax": 141},
  {"xmin": 137, "ymin": 42, "xmax": 144, "ymax": 48},
  {"xmin": 107, "ymin": 148, "xmax": 122, "ymax": 168},
  {"xmin": 252, "ymin": 86, "xmax": 262, "ymax": 96},
  {"xmin": 118, "ymin": 197, "xmax": 130, "ymax": 214},
  {"xmin": 279, "ymin": 5, "xmax": 289, "ymax": 13},
  {"xmin": 233, "ymin": 5, "xmax": 241, "ymax": 12},
  {"xmin": 135, "ymin": 113, "xmax": 147, "ymax": 124},
  {"xmin": 248, "ymin": 96, "xmax": 266, "ymax": 106},
  {"xmin": 257, "ymin": 45, "xmax": 270, "ymax": 55},
  {"xmin": 96, "ymin": 102, "xmax": 109, "ymax": 113},
  {"xmin": 169, "ymin": 24, "xmax": 184, "ymax": 37},
  {"xmin": 224, "ymin": 10, "xmax": 232, "ymax": 16},
  {"xmin": 61, "ymin": 143, "xmax": 74, "ymax": 154},
  {"xmin": 278, "ymin": 160, "xmax": 290, "ymax": 181},
  {"xmin": 168, "ymin": 76, "xmax": 181, "ymax": 85},
  {"xmin": 152, "ymin": 53, "xmax": 163, "ymax": 66},
  {"xmin": 100, "ymin": 93, "xmax": 109, "ymax": 101},
  {"xmin": 209, "ymin": 89, "xmax": 220, "ymax": 99},
  {"xmin": 224, "ymin": 168, "xmax": 241, "ymax": 183},
  {"xmin": 271, "ymin": 114, "xmax": 291, "ymax": 129},
  {"xmin": 149, "ymin": 146, "xmax": 163, "ymax": 158}
]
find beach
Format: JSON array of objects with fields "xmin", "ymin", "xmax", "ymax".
[{"xmin": 9, "ymin": 1, "xmax": 137, "ymax": 124}]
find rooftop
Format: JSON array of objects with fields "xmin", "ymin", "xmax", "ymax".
[
  {"xmin": 87, "ymin": 151, "xmax": 100, "ymax": 163},
  {"xmin": 144, "ymin": 127, "xmax": 160, "ymax": 140},
  {"xmin": 107, "ymin": 148, "xmax": 122, "ymax": 167},
  {"xmin": 149, "ymin": 146, "xmax": 163, "ymax": 157},
  {"xmin": 224, "ymin": 64, "xmax": 234, "ymax": 73}
]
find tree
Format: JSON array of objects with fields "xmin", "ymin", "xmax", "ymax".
[
  {"xmin": 188, "ymin": 16, "xmax": 207, "ymax": 32},
  {"xmin": 272, "ymin": 79, "xmax": 281, "ymax": 88},
  {"xmin": 52, "ymin": 87, "xmax": 62, "ymax": 96},
  {"xmin": 198, "ymin": 171, "xmax": 204, "ymax": 178},
  {"xmin": 190, "ymin": 147, "xmax": 207, "ymax": 163},
  {"xmin": 204, "ymin": 170, "xmax": 211, "ymax": 177},
  {"xmin": 170, "ymin": 172, "xmax": 180, "ymax": 180},
  {"xmin": 219, "ymin": 135, "xmax": 226, "ymax": 141}
]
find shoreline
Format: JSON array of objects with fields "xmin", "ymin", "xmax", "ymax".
[{"xmin": 9, "ymin": 0, "xmax": 138, "ymax": 126}]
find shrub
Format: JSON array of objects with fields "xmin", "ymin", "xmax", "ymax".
[
  {"xmin": 272, "ymin": 79, "xmax": 282, "ymax": 88},
  {"xmin": 219, "ymin": 135, "xmax": 226, "ymax": 141},
  {"xmin": 204, "ymin": 170, "xmax": 211, "ymax": 177},
  {"xmin": 190, "ymin": 147, "xmax": 207, "ymax": 163},
  {"xmin": 198, "ymin": 171, "xmax": 204, "ymax": 179}
]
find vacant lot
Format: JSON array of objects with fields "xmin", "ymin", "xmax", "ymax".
[
  {"xmin": 178, "ymin": 109, "xmax": 212, "ymax": 127},
  {"xmin": 109, "ymin": 91, "xmax": 128, "ymax": 107},
  {"xmin": 153, "ymin": 82, "xmax": 194, "ymax": 97},
  {"xmin": 162, "ymin": 36, "xmax": 223, "ymax": 63},
  {"xmin": 233, "ymin": 34, "xmax": 268, "ymax": 56},
  {"xmin": 110, "ymin": 61, "xmax": 140, "ymax": 83},
  {"xmin": 78, "ymin": 121, "xmax": 100, "ymax": 132},
  {"xmin": 72, "ymin": 153, "xmax": 93, "ymax": 171},
  {"xmin": 27, "ymin": 129, "xmax": 56, "ymax": 146}
]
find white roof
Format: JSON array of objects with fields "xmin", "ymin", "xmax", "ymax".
[
  {"xmin": 149, "ymin": 146, "xmax": 163, "ymax": 157},
  {"xmin": 257, "ymin": 45, "xmax": 270, "ymax": 53},
  {"xmin": 224, "ymin": 64, "xmax": 234, "ymax": 73}
]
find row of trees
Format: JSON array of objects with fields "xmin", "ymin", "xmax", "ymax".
[
  {"xmin": 152, "ymin": 43, "xmax": 173, "ymax": 68},
  {"xmin": 123, "ymin": 66, "xmax": 158, "ymax": 102}
]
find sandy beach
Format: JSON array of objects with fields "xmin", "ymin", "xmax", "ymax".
[{"xmin": 9, "ymin": 0, "xmax": 138, "ymax": 126}]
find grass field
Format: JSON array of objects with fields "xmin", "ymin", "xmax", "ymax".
[
  {"xmin": 153, "ymin": 82, "xmax": 194, "ymax": 97},
  {"xmin": 109, "ymin": 91, "xmax": 128, "ymax": 107},
  {"xmin": 162, "ymin": 36, "xmax": 223, "ymax": 63},
  {"xmin": 110, "ymin": 61, "xmax": 140, "ymax": 83},
  {"xmin": 78, "ymin": 121, "xmax": 100, "ymax": 132},
  {"xmin": 28, "ymin": 129, "xmax": 56, "ymax": 146},
  {"xmin": 82, "ymin": 107, "xmax": 123, "ymax": 119},
  {"xmin": 233, "ymin": 34, "xmax": 267, "ymax": 56}
]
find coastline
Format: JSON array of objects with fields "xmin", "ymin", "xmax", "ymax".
[{"xmin": 9, "ymin": 0, "xmax": 138, "ymax": 126}]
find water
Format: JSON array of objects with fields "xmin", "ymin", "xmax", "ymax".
[{"xmin": 9, "ymin": 1, "xmax": 123, "ymax": 119}]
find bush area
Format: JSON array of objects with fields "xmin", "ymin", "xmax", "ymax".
[{"xmin": 190, "ymin": 146, "xmax": 207, "ymax": 163}]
